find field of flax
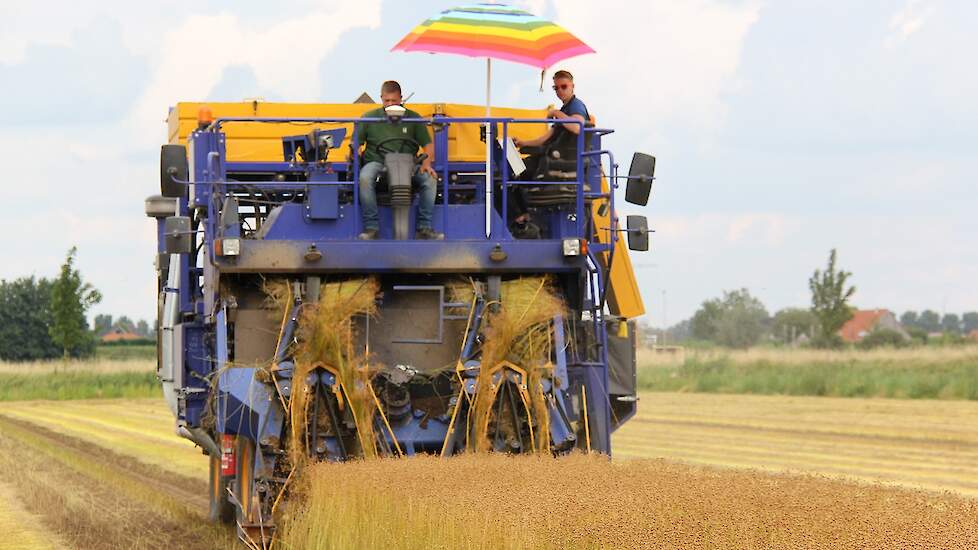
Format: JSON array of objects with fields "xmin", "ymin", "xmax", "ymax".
[{"xmin": 276, "ymin": 453, "xmax": 978, "ymax": 550}]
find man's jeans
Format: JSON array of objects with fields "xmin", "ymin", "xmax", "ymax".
[{"xmin": 358, "ymin": 161, "xmax": 437, "ymax": 231}]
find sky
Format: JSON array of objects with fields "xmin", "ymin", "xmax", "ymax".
[{"xmin": 1, "ymin": 0, "xmax": 975, "ymax": 327}]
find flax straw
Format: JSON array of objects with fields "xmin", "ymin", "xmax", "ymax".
[
  {"xmin": 265, "ymin": 277, "xmax": 381, "ymax": 468},
  {"xmin": 471, "ymin": 276, "xmax": 564, "ymax": 453}
]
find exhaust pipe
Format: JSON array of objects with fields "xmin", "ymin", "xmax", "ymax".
[{"xmin": 177, "ymin": 425, "xmax": 221, "ymax": 458}]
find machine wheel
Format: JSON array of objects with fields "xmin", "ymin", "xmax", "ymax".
[
  {"xmin": 234, "ymin": 436, "xmax": 257, "ymax": 525},
  {"xmin": 208, "ymin": 453, "xmax": 234, "ymax": 524}
]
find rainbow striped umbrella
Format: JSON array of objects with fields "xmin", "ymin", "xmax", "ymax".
[
  {"xmin": 393, "ymin": 4, "xmax": 594, "ymax": 74},
  {"xmin": 393, "ymin": 4, "xmax": 595, "ymax": 236}
]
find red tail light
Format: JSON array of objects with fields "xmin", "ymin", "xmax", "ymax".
[{"xmin": 220, "ymin": 434, "xmax": 236, "ymax": 476}]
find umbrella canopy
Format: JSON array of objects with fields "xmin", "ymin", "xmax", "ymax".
[{"xmin": 392, "ymin": 3, "xmax": 594, "ymax": 70}]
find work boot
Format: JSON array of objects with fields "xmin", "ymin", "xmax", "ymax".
[
  {"xmin": 358, "ymin": 228, "xmax": 378, "ymax": 240},
  {"xmin": 415, "ymin": 227, "xmax": 444, "ymax": 240}
]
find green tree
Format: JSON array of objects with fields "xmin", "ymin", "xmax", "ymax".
[
  {"xmin": 0, "ymin": 277, "xmax": 61, "ymax": 361},
  {"xmin": 690, "ymin": 298, "xmax": 723, "ymax": 341},
  {"xmin": 93, "ymin": 314, "xmax": 113, "ymax": 336},
  {"xmin": 963, "ymin": 312, "xmax": 978, "ymax": 334},
  {"xmin": 49, "ymin": 247, "xmax": 102, "ymax": 360},
  {"xmin": 899, "ymin": 311, "xmax": 918, "ymax": 329},
  {"xmin": 713, "ymin": 289, "xmax": 769, "ymax": 349},
  {"xmin": 942, "ymin": 313, "xmax": 961, "ymax": 334},
  {"xmin": 115, "ymin": 315, "xmax": 136, "ymax": 334},
  {"xmin": 136, "ymin": 319, "xmax": 150, "ymax": 337},
  {"xmin": 918, "ymin": 310, "xmax": 941, "ymax": 333},
  {"xmin": 772, "ymin": 308, "xmax": 817, "ymax": 344},
  {"xmin": 808, "ymin": 249, "xmax": 855, "ymax": 348}
]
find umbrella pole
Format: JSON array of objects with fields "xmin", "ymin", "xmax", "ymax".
[{"xmin": 485, "ymin": 57, "xmax": 492, "ymax": 238}]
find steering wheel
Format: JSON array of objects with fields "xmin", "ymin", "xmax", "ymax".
[{"xmin": 375, "ymin": 136, "xmax": 427, "ymax": 164}]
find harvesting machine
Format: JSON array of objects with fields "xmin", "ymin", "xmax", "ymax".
[{"xmin": 145, "ymin": 100, "xmax": 655, "ymax": 543}]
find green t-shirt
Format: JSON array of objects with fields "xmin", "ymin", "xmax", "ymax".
[{"xmin": 357, "ymin": 107, "xmax": 432, "ymax": 165}]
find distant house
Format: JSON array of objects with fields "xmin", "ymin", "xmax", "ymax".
[
  {"xmin": 968, "ymin": 330, "xmax": 978, "ymax": 343},
  {"xmin": 100, "ymin": 327, "xmax": 146, "ymax": 344},
  {"xmin": 839, "ymin": 309, "xmax": 908, "ymax": 343}
]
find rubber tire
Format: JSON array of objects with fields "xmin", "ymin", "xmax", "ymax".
[
  {"xmin": 208, "ymin": 453, "xmax": 234, "ymax": 524},
  {"xmin": 234, "ymin": 437, "xmax": 257, "ymax": 526}
]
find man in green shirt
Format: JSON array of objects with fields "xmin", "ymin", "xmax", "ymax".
[{"xmin": 356, "ymin": 80, "xmax": 441, "ymax": 240}]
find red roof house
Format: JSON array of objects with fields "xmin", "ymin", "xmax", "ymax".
[
  {"xmin": 100, "ymin": 330, "xmax": 146, "ymax": 343},
  {"xmin": 839, "ymin": 309, "xmax": 907, "ymax": 343}
]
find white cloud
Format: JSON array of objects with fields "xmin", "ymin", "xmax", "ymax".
[
  {"xmin": 549, "ymin": 0, "xmax": 761, "ymax": 142},
  {"xmin": 126, "ymin": 3, "xmax": 382, "ymax": 144},
  {"xmin": 887, "ymin": 0, "xmax": 936, "ymax": 46},
  {"xmin": 0, "ymin": 4, "xmax": 93, "ymax": 64},
  {"xmin": 653, "ymin": 213, "xmax": 798, "ymax": 248}
]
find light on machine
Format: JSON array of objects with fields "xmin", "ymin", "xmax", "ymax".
[
  {"xmin": 215, "ymin": 238, "xmax": 240, "ymax": 257},
  {"xmin": 197, "ymin": 106, "xmax": 214, "ymax": 129}
]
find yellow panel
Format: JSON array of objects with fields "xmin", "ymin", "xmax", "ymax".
[
  {"xmin": 168, "ymin": 102, "xmax": 549, "ymax": 162},
  {"xmin": 592, "ymin": 175, "xmax": 645, "ymax": 319}
]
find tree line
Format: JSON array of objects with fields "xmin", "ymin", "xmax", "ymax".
[
  {"xmin": 93, "ymin": 314, "xmax": 155, "ymax": 339},
  {"xmin": 646, "ymin": 249, "xmax": 977, "ymax": 349},
  {"xmin": 0, "ymin": 248, "xmax": 103, "ymax": 361}
]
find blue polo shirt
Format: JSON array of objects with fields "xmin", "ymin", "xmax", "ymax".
[{"xmin": 551, "ymin": 95, "xmax": 589, "ymax": 147}]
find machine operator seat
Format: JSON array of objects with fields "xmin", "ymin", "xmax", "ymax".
[{"xmin": 520, "ymin": 116, "xmax": 595, "ymax": 208}]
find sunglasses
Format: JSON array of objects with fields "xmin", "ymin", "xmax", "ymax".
[{"xmin": 552, "ymin": 84, "xmax": 572, "ymax": 91}]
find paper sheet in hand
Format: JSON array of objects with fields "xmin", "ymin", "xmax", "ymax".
[{"xmin": 498, "ymin": 137, "xmax": 526, "ymax": 176}]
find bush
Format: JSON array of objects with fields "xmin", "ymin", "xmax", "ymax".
[{"xmin": 858, "ymin": 328, "xmax": 908, "ymax": 350}]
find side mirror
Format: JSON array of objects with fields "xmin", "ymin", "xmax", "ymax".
[
  {"xmin": 625, "ymin": 152, "xmax": 655, "ymax": 206},
  {"xmin": 626, "ymin": 215, "xmax": 650, "ymax": 251},
  {"xmin": 164, "ymin": 216, "xmax": 193, "ymax": 254},
  {"xmin": 161, "ymin": 144, "xmax": 189, "ymax": 198}
]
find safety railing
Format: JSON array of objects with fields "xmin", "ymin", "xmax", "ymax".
[{"xmin": 203, "ymin": 115, "xmax": 604, "ymax": 242}]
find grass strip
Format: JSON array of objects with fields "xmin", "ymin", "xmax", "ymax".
[
  {"xmin": 638, "ymin": 355, "xmax": 978, "ymax": 399},
  {"xmin": 0, "ymin": 370, "xmax": 159, "ymax": 401}
]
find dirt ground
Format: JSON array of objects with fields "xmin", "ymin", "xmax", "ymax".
[
  {"xmin": 614, "ymin": 391, "xmax": 978, "ymax": 496},
  {"xmin": 0, "ymin": 414, "xmax": 235, "ymax": 550}
]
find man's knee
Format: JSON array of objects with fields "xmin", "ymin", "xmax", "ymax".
[{"xmin": 359, "ymin": 162, "xmax": 382, "ymax": 187}]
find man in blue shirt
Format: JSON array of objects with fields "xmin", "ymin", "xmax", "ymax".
[{"xmin": 510, "ymin": 70, "xmax": 590, "ymax": 229}]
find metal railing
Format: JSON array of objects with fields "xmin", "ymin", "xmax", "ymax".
[{"xmin": 200, "ymin": 115, "xmax": 609, "ymax": 244}]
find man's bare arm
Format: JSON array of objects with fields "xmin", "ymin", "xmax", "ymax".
[
  {"xmin": 548, "ymin": 109, "xmax": 586, "ymax": 135},
  {"xmin": 420, "ymin": 142, "xmax": 436, "ymax": 176}
]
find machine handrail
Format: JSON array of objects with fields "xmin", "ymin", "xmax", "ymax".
[{"xmin": 201, "ymin": 115, "xmax": 593, "ymax": 239}]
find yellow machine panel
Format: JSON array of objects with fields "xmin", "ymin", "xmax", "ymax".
[
  {"xmin": 167, "ymin": 101, "xmax": 644, "ymax": 318},
  {"xmin": 168, "ymin": 102, "xmax": 549, "ymax": 163},
  {"xmin": 592, "ymin": 177, "xmax": 645, "ymax": 319}
]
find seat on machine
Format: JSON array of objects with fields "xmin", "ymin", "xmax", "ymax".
[
  {"xmin": 520, "ymin": 116, "xmax": 595, "ymax": 207},
  {"xmin": 370, "ymin": 167, "xmax": 423, "ymax": 206}
]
